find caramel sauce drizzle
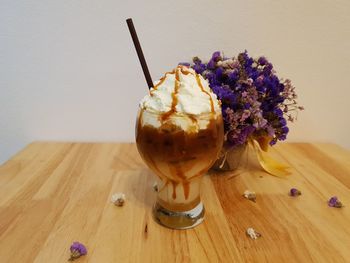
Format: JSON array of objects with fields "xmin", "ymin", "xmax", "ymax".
[
  {"xmin": 150, "ymin": 69, "xmax": 176, "ymax": 96},
  {"xmin": 195, "ymin": 73, "xmax": 215, "ymax": 113},
  {"xmin": 182, "ymin": 182, "xmax": 190, "ymax": 200},
  {"xmin": 188, "ymin": 114, "xmax": 198, "ymax": 124},
  {"xmin": 179, "ymin": 66, "xmax": 191, "ymax": 75},
  {"xmin": 171, "ymin": 181, "xmax": 178, "ymax": 199},
  {"xmin": 160, "ymin": 67, "xmax": 180, "ymax": 121},
  {"xmin": 159, "ymin": 65, "xmax": 215, "ymax": 121}
]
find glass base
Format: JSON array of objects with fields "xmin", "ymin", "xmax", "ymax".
[{"xmin": 153, "ymin": 201, "xmax": 205, "ymax": 230}]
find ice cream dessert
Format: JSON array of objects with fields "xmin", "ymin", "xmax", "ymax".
[{"xmin": 136, "ymin": 65, "xmax": 224, "ymax": 217}]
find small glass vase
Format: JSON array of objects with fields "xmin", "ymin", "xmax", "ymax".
[{"xmin": 211, "ymin": 142, "xmax": 247, "ymax": 172}]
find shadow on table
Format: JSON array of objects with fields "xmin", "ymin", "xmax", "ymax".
[{"xmin": 116, "ymin": 168, "xmax": 156, "ymax": 210}]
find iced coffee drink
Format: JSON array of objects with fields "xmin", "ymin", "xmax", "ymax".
[{"xmin": 136, "ymin": 65, "xmax": 223, "ymax": 229}]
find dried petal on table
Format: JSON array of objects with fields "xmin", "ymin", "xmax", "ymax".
[
  {"xmin": 246, "ymin": 228, "xmax": 261, "ymax": 240},
  {"xmin": 68, "ymin": 242, "xmax": 87, "ymax": 261},
  {"xmin": 243, "ymin": 190, "xmax": 256, "ymax": 202},
  {"xmin": 152, "ymin": 182, "xmax": 159, "ymax": 192},
  {"xmin": 328, "ymin": 196, "xmax": 343, "ymax": 208},
  {"xmin": 111, "ymin": 193, "xmax": 126, "ymax": 206},
  {"xmin": 290, "ymin": 188, "xmax": 301, "ymax": 196}
]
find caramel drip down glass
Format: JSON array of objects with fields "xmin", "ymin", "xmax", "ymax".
[{"xmin": 136, "ymin": 108, "xmax": 224, "ymax": 229}]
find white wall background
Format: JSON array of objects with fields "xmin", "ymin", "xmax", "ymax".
[{"xmin": 1, "ymin": 0, "xmax": 350, "ymax": 164}]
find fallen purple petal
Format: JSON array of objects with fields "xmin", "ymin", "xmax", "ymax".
[
  {"xmin": 290, "ymin": 188, "xmax": 301, "ymax": 197},
  {"xmin": 328, "ymin": 196, "xmax": 343, "ymax": 208},
  {"xmin": 69, "ymin": 242, "xmax": 87, "ymax": 261}
]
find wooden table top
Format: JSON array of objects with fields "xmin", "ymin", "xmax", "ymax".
[{"xmin": 0, "ymin": 142, "xmax": 350, "ymax": 262}]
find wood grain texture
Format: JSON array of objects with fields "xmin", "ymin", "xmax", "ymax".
[{"xmin": 0, "ymin": 142, "xmax": 349, "ymax": 262}]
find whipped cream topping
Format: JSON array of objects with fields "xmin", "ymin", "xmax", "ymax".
[{"xmin": 140, "ymin": 66, "xmax": 221, "ymax": 115}]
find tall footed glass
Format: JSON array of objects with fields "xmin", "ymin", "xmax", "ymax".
[{"xmin": 136, "ymin": 108, "xmax": 224, "ymax": 229}]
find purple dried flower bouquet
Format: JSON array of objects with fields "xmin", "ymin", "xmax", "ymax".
[
  {"xmin": 181, "ymin": 51, "xmax": 303, "ymax": 173},
  {"xmin": 183, "ymin": 51, "xmax": 303, "ymax": 148}
]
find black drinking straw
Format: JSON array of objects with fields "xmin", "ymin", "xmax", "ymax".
[{"xmin": 126, "ymin": 18, "xmax": 154, "ymax": 89}]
